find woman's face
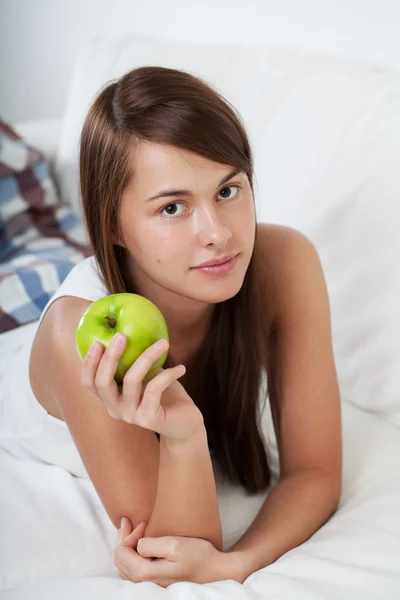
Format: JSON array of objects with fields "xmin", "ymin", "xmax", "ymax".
[{"xmin": 114, "ymin": 141, "xmax": 256, "ymax": 306}]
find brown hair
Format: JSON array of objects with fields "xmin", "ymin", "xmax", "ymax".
[{"xmin": 79, "ymin": 66, "xmax": 279, "ymax": 494}]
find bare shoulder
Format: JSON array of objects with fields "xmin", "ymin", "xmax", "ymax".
[
  {"xmin": 256, "ymin": 223, "xmax": 322, "ymax": 327},
  {"xmin": 33, "ymin": 295, "xmax": 92, "ymax": 339},
  {"xmin": 257, "ymin": 222, "xmax": 315, "ymax": 267},
  {"xmin": 30, "ymin": 296, "xmax": 92, "ymax": 420},
  {"xmin": 31, "ymin": 295, "xmax": 92, "ymax": 370}
]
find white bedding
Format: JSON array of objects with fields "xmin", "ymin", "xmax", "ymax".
[{"xmin": 1, "ymin": 323, "xmax": 400, "ymax": 599}]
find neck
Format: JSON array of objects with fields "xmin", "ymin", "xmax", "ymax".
[{"xmin": 125, "ymin": 254, "xmax": 216, "ymax": 364}]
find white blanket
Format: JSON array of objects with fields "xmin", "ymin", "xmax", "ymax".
[{"xmin": 1, "ymin": 323, "xmax": 400, "ymax": 599}]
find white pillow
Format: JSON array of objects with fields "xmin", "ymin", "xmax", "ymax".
[{"xmin": 56, "ymin": 33, "xmax": 400, "ymax": 426}]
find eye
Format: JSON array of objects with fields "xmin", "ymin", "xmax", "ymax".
[
  {"xmin": 159, "ymin": 185, "xmax": 241, "ymax": 219},
  {"xmin": 217, "ymin": 185, "xmax": 240, "ymax": 200},
  {"xmin": 160, "ymin": 202, "xmax": 185, "ymax": 218}
]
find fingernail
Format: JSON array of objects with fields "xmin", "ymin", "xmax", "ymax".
[
  {"xmin": 112, "ymin": 333, "xmax": 124, "ymax": 347},
  {"xmin": 88, "ymin": 342, "xmax": 99, "ymax": 356},
  {"xmin": 120, "ymin": 517, "xmax": 125, "ymax": 528},
  {"xmin": 154, "ymin": 339, "xmax": 167, "ymax": 350}
]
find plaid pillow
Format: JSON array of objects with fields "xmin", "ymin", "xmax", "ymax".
[{"xmin": 0, "ymin": 119, "xmax": 91, "ymax": 333}]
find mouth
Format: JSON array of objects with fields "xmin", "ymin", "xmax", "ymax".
[
  {"xmin": 193, "ymin": 253, "xmax": 239, "ymax": 269},
  {"xmin": 191, "ymin": 253, "xmax": 239, "ymax": 275}
]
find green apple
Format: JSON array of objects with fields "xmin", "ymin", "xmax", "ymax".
[{"xmin": 75, "ymin": 293, "xmax": 169, "ymax": 384}]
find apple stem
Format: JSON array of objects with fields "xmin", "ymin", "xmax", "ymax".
[{"xmin": 104, "ymin": 315, "xmax": 117, "ymax": 329}]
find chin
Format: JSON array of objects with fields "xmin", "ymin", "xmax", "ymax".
[{"xmin": 200, "ymin": 278, "xmax": 244, "ymax": 304}]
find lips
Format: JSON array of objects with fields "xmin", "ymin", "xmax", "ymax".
[
  {"xmin": 192, "ymin": 254, "xmax": 239, "ymax": 276},
  {"xmin": 193, "ymin": 253, "xmax": 238, "ymax": 269}
]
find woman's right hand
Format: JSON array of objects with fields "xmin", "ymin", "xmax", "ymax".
[{"xmin": 81, "ymin": 334, "xmax": 204, "ymax": 442}]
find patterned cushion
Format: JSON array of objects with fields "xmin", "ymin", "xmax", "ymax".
[{"xmin": 0, "ymin": 119, "xmax": 91, "ymax": 333}]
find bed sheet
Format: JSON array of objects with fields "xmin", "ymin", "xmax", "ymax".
[{"xmin": 1, "ymin": 324, "xmax": 400, "ymax": 599}]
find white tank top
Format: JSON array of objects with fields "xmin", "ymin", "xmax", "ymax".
[
  {"xmin": 11, "ymin": 255, "xmax": 280, "ymax": 493},
  {"xmin": 1, "ymin": 257, "xmax": 108, "ymax": 480},
  {"xmin": 36, "ymin": 255, "xmax": 108, "ymax": 329}
]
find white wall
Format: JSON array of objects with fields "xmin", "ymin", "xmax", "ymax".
[{"xmin": 1, "ymin": 0, "xmax": 400, "ymax": 123}]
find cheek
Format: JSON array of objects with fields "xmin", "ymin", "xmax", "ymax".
[
  {"xmin": 142, "ymin": 235, "xmax": 187, "ymax": 273},
  {"xmin": 149, "ymin": 228, "xmax": 187, "ymax": 257}
]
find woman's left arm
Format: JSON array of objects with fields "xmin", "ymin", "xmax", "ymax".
[{"xmin": 225, "ymin": 227, "xmax": 342, "ymax": 581}]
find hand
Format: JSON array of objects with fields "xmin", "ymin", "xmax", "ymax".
[
  {"xmin": 113, "ymin": 517, "xmax": 228, "ymax": 587},
  {"xmin": 82, "ymin": 335, "xmax": 203, "ymax": 441}
]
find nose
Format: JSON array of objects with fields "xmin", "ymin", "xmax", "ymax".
[{"xmin": 194, "ymin": 206, "xmax": 232, "ymax": 248}]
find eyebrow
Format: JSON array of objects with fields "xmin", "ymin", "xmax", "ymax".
[{"xmin": 145, "ymin": 167, "xmax": 243, "ymax": 203}]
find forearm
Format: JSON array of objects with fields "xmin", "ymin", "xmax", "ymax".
[
  {"xmin": 225, "ymin": 469, "xmax": 341, "ymax": 581},
  {"xmin": 145, "ymin": 424, "xmax": 223, "ymax": 550}
]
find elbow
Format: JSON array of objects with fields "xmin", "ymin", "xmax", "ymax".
[
  {"xmin": 112, "ymin": 512, "xmax": 152, "ymax": 532},
  {"xmin": 298, "ymin": 467, "xmax": 342, "ymax": 518},
  {"xmin": 320, "ymin": 470, "xmax": 342, "ymax": 517},
  {"xmin": 332, "ymin": 480, "xmax": 342, "ymax": 514},
  {"xmin": 145, "ymin": 518, "xmax": 223, "ymax": 552}
]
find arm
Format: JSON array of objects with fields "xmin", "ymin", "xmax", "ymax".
[
  {"xmin": 222, "ymin": 469, "xmax": 340, "ymax": 582},
  {"xmin": 221, "ymin": 227, "xmax": 342, "ymax": 582},
  {"xmin": 144, "ymin": 423, "xmax": 223, "ymax": 552}
]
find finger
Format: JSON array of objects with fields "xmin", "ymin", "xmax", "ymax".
[
  {"xmin": 115, "ymin": 544, "xmax": 154, "ymax": 583},
  {"xmin": 81, "ymin": 341, "xmax": 104, "ymax": 392},
  {"xmin": 94, "ymin": 333, "xmax": 127, "ymax": 410},
  {"xmin": 115, "ymin": 552, "xmax": 171, "ymax": 587},
  {"xmin": 120, "ymin": 516, "xmax": 133, "ymax": 536},
  {"xmin": 135, "ymin": 365, "xmax": 186, "ymax": 427},
  {"xmin": 116, "ymin": 517, "xmax": 134, "ymax": 547},
  {"xmin": 120, "ymin": 339, "xmax": 170, "ymax": 409},
  {"xmin": 114, "ymin": 556, "xmax": 132, "ymax": 581},
  {"xmin": 117, "ymin": 545, "xmax": 176, "ymax": 584},
  {"xmin": 121, "ymin": 521, "xmax": 148, "ymax": 548},
  {"xmin": 137, "ymin": 536, "xmax": 181, "ymax": 561}
]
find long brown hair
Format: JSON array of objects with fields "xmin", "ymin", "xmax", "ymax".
[{"xmin": 79, "ymin": 66, "xmax": 278, "ymax": 494}]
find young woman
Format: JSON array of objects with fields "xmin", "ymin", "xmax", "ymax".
[{"xmin": 29, "ymin": 66, "xmax": 342, "ymax": 586}]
